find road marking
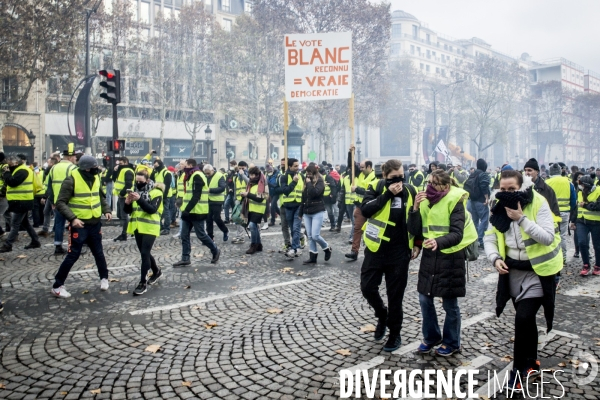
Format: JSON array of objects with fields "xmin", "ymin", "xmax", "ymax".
[
  {"xmin": 474, "ymin": 362, "xmax": 512, "ymax": 398},
  {"xmin": 563, "ymin": 279, "xmax": 600, "ymax": 298},
  {"xmin": 260, "ymin": 224, "xmax": 352, "ymax": 237},
  {"xmin": 71, "ymin": 265, "xmax": 137, "ymax": 275},
  {"xmin": 129, "ymin": 278, "xmax": 313, "ymax": 315},
  {"xmin": 341, "ymin": 356, "xmax": 386, "ymax": 374},
  {"xmin": 44, "ymin": 242, "xmax": 68, "ymax": 247}
]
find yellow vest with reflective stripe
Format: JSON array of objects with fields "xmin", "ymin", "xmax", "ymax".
[
  {"xmin": 341, "ymin": 174, "xmax": 355, "ymax": 205},
  {"xmin": 362, "ymin": 180, "xmax": 415, "ymax": 252},
  {"xmin": 153, "ymin": 168, "xmax": 173, "ymax": 197},
  {"xmin": 234, "ymin": 175, "xmax": 246, "ymax": 201},
  {"xmin": 208, "ymin": 172, "xmax": 225, "ymax": 202},
  {"xmin": 248, "ymin": 184, "xmax": 266, "ymax": 214},
  {"xmin": 114, "ymin": 166, "xmax": 134, "ymax": 197},
  {"xmin": 50, "ymin": 161, "xmax": 76, "ymax": 202},
  {"xmin": 69, "ymin": 169, "xmax": 102, "ymax": 220},
  {"xmin": 420, "ymin": 186, "xmax": 478, "ymax": 254},
  {"xmin": 6, "ymin": 164, "xmax": 34, "ymax": 201},
  {"xmin": 324, "ymin": 181, "xmax": 331, "ymax": 197},
  {"xmin": 127, "ymin": 187, "xmax": 164, "ymax": 237},
  {"xmin": 546, "ymin": 176, "xmax": 571, "ymax": 212},
  {"xmin": 577, "ymin": 188, "xmax": 600, "ymax": 221},
  {"xmin": 182, "ymin": 171, "xmax": 209, "ymax": 215},
  {"xmin": 409, "ymin": 170, "xmax": 424, "ymax": 188},
  {"xmin": 355, "ymin": 171, "xmax": 376, "ymax": 204},
  {"xmin": 0, "ymin": 163, "xmax": 6, "ymax": 188},
  {"xmin": 42, "ymin": 170, "xmax": 51, "ymax": 196},
  {"xmin": 100, "ymin": 169, "xmax": 108, "ymax": 195},
  {"xmin": 281, "ymin": 173, "xmax": 304, "ymax": 205},
  {"xmin": 35, "ymin": 170, "xmax": 46, "ymax": 196},
  {"xmin": 177, "ymin": 173, "xmax": 185, "ymax": 198},
  {"xmin": 486, "ymin": 191, "xmax": 563, "ymax": 276}
]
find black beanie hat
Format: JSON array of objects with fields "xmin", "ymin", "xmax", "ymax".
[
  {"xmin": 476, "ymin": 158, "xmax": 487, "ymax": 172},
  {"xmin": 524, "ymin": 158, "xmax": 540, "ymax": 171}
]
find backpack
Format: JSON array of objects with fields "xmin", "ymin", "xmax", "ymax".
[{"xmin": 463, "ymin": 171, "xmax": 481, "ymax": 199}]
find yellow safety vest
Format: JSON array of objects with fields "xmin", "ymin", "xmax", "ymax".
[
  {"xmin": 234, "ymin": 175, "xmax": 246, "ymax": 201},
  {"xmin": 485, "ymin": 190, "xmax": 563, "ymax": 276},
  {"xmin": 35, "ymin": 170, "xmax": 46, "ymax": 196},
  {"xmin": 208, "ymin": 172, "xmax": 225, "ymax": 202},
  {"xmin": 100, "ymin": 169, "xmax": 108, "ymax": 195},
  {"xmin": 248, "ymin": 184, "xmax": 266, "ymax": 214},
  {"xmin": 153, "ymin": 168, "xmax": 173, "ymax": 197},
  {"xmin": 50, "ymin": 161, "xmax": 77, "ymax": 203},
  {"xmin": 114, "ymin": 166, "xmax": 135, "ymax": 197},
  {"xmin": 42, "ymin": 170, "xmax": 51, "ymax": 196},
  {"xmin": 281, "ymin": 173, "xmax": 304, "ymax": 205},
  {"xmin": 182, "ymin": 171, "xmax": 209, "ymax": 215},
  {"xmin": 177, "ymin": 173, "xmax": 185, "ymax": 199},
  {"xmin": 408, "ymin": 171, "xmax": 424, "ymax": 188},
  {"xmin": 420, "ymin": 186, "xmax": 478, "ymax": 254},
  {"xmin": 0, "ymin": 163, "xmax": 6, "ymax": 189},
  {"xmin": 127, "ymin": 187, "xmax": 164, "ymax": 236},
  {"xmin": 69, "ymin": 169, "xmax": 102, "ymax": 220},
  {"xmin": 362, "ymin": 180, "xmax": 415, "ymax": 253},
  {"xmin": 546, "ymin": 176, "xmax": 571, "ymax": 212},
  {"xmin": 324, "ymin": 180, "xmax": 331, "ymax": 197},
  {"xmin": 341, "ymin": 174, "xmax": 355, "ymax": 205},
  {"xmin": 577, "ymin": 188, "xmax": 600, "ymax": 221},
  {"xmin": 6, "ymin": 164, "xmax": 34, "ymax": 201},
  {"xmin": 355, "ymin": 171, "xmax": 376, "ymax": 204},
  {"xmin": 451, "ymin": 170, "xmax": 467, "ymax": 188}
]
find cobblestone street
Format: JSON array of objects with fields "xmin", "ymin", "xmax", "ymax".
[{"xmin": 1, "ymin": 223, "xmax": 599, "ymax": 399}]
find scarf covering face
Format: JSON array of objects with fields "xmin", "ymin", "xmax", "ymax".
[
  {"xmin": 490, "ymin": 187, "xmax": 534, "ymax": 233},
  {"xmin": 183, "ymin": 166, "xmax": 201, "ymax": 193},
  {"xmin": 425, "ymin": 184, "xmax": 449, "ymax": 206},
  {"xmin": 135, "ymin": 179, "xmax": 155, "ymax": 202}
]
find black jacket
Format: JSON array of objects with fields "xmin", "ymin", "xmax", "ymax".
[
  {"xmin": 408, "ymin": 198, "xmax": 467, "ymax": 298},
  {"xmin": 299, "ymin": 176, "xmax": 325, "ymax": 217},
  {"xmin": 3, "ymin": 166, "xmax": 34, "ymax": 212},
  {"xmin": 150, "ymin": 166, "xmax": 172, "ymax": 197},
  {"xmin": 534, "ymin": 177, "xmax": 561, "ymax": 218},
  {"xmin": 112, "ymin": 163, "xmax": 135, "ymax": 197},
  {"xmin": 323, "ymin": 173, "xmax": 338, "ymax": 204},
  {"xmin": 468, "ymin": 169, "xmax": 491, "ymax": 203}
]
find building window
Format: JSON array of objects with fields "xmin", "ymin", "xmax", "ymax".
[
  {"xmin": 392, "ymin": 24, "xmax": 401, "ymax": 38},
  {"xmin": 141, "ymin": 92, "xmax": 150, "ymax": 103},
  {"xmin": 391, "ymin": 44, "xmax": 401, "ymax": 55},
  {"xmin": 1, "ymin": 125, "xmax": 31, "ymax": 146},
  {"xmin": 412, "ymin": 25, "xmax": 418, "ymax": 38},
  {"xmin": 129, "ymin": 79, "xmax": 138, "ymax": 102},
  {"xmin": 444, "ymin": 44, "xmax": 448, "ymax": 50},
  {"xmin": 47, "ymin": 78, "xmax": 59, "ymax": 95},
  {"xmin": 426, "ymin": 65, "xmax": 430, "ymax": 72},
  {"xmin": 140, "ymin": 0, "xmax": 150, "ymax": 23},
  {"xmin": 432, "ymin": 51, "xmax": 436, "ymax": 59},
  {"xmin": 221, "ymin": 0, "xmax": 230, "ymax": 12},
  {"xmin": 426, "ymin": 34, "xmax": 430, "ymax": 44},
  {"xmin": 426, "ymin": 49, "xmax": 430, "ymax": 59},
  {"xmin": 410, "ymin": 45, "xmax": 415, "ymax": 55},
  {"xmin": 245, "ymin": 1, "xmax": 253, "ymax": 13},
  {"xmin": 417, "ymin": 46, "xmax": 421, "ymax": 55},
  {"xmin": 420, "ymin": 63, "xmax": 424, "ymax": 70},
  {"xmin": 436, "ymin": 67, "xmax": 440, "ymax": 74},
  {"xmin": 441, "ymin": 54, "xmax": 445, "ymax": 62},
  {"xmin": 449, "ymin": 46, "xmax": 453, "ymax": 52},
  {"xmin": 223, "ymin": 18, "xmax": 232, "ymax": 31}
]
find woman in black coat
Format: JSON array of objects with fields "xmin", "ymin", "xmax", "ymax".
[
  {"xmin": 408, "ymin": 169, "xmax": 477, "ymax": 357},
  {"xmin": 299, "ymin": 165, "xmax": 332, "ymax": 264}
]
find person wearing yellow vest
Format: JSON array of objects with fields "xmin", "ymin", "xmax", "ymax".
[
  {"xmin": 279, "ymin": 158, "xmax": 304, "ymax": 258},
  {"xmin": 112, "ymin": 157, "xmax": 135, "ymax": 242},
  {"xmin": 409, "ymin": 169, "xmax": 477, "ymax": 357},
  {"xmin": 360, "ymin": 160, "xmax": 421, "ymax": 352},
  {"xmin": 150, "ymin": 159, "xmax": 173, "ymax": 235},
  {"xmin": 546, "ymin": 163, "xmax": 577, "ymax": 267},
  {"xmin": 334, "ymin": 168, "xmax": 355, "ymax": 238},
  {"xmin": 38, "ymin": 157, "xmax": 59, "ymax": 238},
  {"xmin": 0, "ymin": 154, "xmax": 41, "ymax": 253},
  {"xmin": 203, "ymin": 164, "xmax": 229, "ymax": 243},
  {"xmin": 45, "ymin": 146, "xmax": 78, "ymax": 254},
  {"xmin": 231, "ymin": 161, "xmax": 250, "ymax": 244},
  {"xmin": 172, "ymin": 158, "xmax": 220, "ymax": 267},
  {"xmin": 0, "ymin": 152, "xmax": 8, "ymax": 239},
  {"xmin": 51, "ymin": 156, "xmax": 112, "ymax": 298},
  {"xmin": 173, "ymin": 160, "xmax": 187, "ymax": 239},
  {"xmin": 483, "ymin": 170, "xmax": 562, "ymax": 390},
  {"xmin": 450, "ymin": 165, "xmax": 468, "ymax": 188},
  {"xmin": 347, "ymin": 154, "xmax": 377, "ymax": 261},
  {"xmin": 572, "ymin": 175, "xmax": 600, "ymax": 276},
  {"xmin": 124, "ymin": 169, "xmax": 165, "ymax": 296},
  {"xmin": 240, "ymin": 166, "xmax": 266, "ymax": 254},
  {"xmin": 407, "ymin": 164, "xmax": 424, "ymax": 189}
]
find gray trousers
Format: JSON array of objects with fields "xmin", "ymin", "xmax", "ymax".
[
  {"xmin": 559, "ymin": 211, "xmax": 569, "ymax": 264},
  {"xmin": 281, "ymin": 206, "xmax": 291, "ymax": 246},
  {"xmin": 42, "ymin": 198, "xmax": 53, "ymax": 232}
]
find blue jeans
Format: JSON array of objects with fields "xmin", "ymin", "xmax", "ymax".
[
  {"xmin": 105, "ymin": 181, "xmax": 114, "ymax": 211},
  {"xmin": 270, "ymin": 195, "xmax": 280, "ymax": 223},
  {"xmin": 576, "ymin": 222, "xmax": 600, "ymax": 266},
  {"xmin": 285, "ymin": 206, "xmax": 302, "ymax": 250},
  {"xmin": 5, "ymin": 210, "xmax": 39, "ymax": 246},
  {"xmin": 467, "ymin": 200, "xmax": 489, "ymax": 246},
  {"xmin": 303, "ymin": 212, "xmax": 329, "ymax": 252},
  {"xmin": 53, "ymin": 209, "xmax": 66, "ymax": 246},
  {"xmin": 161, "ymin": 195, "xmax": 171, "ymax": 232},
  {"xmin": 223, "ymin": 193, "xmax": 235, "ymax": 221},
  {"xmin": 419, "ymin": 293, "xmax": 461, "ymax": 350},
  {"xmin": 180, "ymin": 219, "xmax": 218, "ymax": 261},
  {"xmin": 169, "ymin": 196, "xmax": 177, "ymax": 223},
  {"xmin": 248, "ymin": 221, "xmax": 261, "ymax": 244}
]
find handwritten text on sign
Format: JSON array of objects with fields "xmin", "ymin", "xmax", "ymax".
[{"xmin": 284, "ymin": 32, "xmax": 352, "ymax": 102}]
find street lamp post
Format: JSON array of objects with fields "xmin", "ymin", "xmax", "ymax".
[
  {"xmin": 204, "ymin": 125, "xmax": 213, "ymax": 166},
  {"xmin": 83, "ymin": 0, "xmax": 102, "ymax": 155},
  {"xmin": 356, "ymin": 137, "xmax": 362, "ymax": 162}
]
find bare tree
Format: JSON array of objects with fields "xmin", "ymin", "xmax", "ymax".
[{"xmin": 0, "ymin": 0, "xmax": 87, "ymax": 151}]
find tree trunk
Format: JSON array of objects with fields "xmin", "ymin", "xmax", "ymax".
[
  {"xmin": 159, "ymin": 104, "xmax": 166, "ymax": 160},
  {"xmin": 190, "ymin": 123, "xmax": 198, "ymax": 159}
]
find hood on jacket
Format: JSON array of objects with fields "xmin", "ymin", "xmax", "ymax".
[
  {"xmin": 476, "ymin": 158, "xmax": 487, "ymax": 172},
  {"xmin": 154, "ymin": 182, "xmax": 166, "ymax": 193},
  {"xmin": 329, "ymin": 170, "xmax": 340, "ymax": 182}
]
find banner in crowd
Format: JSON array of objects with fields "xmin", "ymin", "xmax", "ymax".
[{"xmin": 72, "ymin": 75, "xmax": 96, "ymax": 145}]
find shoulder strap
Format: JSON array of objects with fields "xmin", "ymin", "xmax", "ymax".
[
  {"xmin": 404, "ymin": 183, "xmax": 417, "ymax": 200},
  {"xmin": 376, "ymin": 179, "xmax": 385, "ymax": 194}
]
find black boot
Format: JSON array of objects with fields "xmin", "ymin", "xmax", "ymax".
[
  {"xmin": 333, "ymin": 227, "xmax": 341, "ymax": 233},
  {"xmin": 246, "ymin": 244, "xmax": 257, "ymax": 255},
  {"xmin": 324, "ymin": 247, "xmax": 332, "ymax": 261},
  {"xmin": 54, "ymin": 245, "xmax": 66, "ymax": 255},
  {"xmin": 345, "ymin": 251, "xmax": 358, "ymax": 261},
  {"xmin": 0, "ymin": 243, "xmax": 12, "ymax": 253},
  {"xmin": 256, "ymin": 243, "xmax": 263, "ymax": 252},
  {"xmin": 374, "ymin": 317, "xmax": 387, "ymax": 341},
  {"xmin": 303, "ymin": 251, "xmax": 318, "ymax": 265},
  {"xmin": 211, "ymin": 249, "xmax": 220, "ymax": 264},
  {"xmin": 24, "ymin": 241, "xmax": 41, "ymax": 250},
  {"xmin": 113, "ymin": 234, "xmax": 127, "ymax": 242}
]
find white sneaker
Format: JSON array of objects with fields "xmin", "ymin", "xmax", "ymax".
[
  {"xmin": 100, "ymin": 278, "xmax": 109, "ymax": 291},
  {"xmin": 285, "ymin": 248, "xmax": 296, "ymax": 258},
  {"xmin": 172, "ymin": 233, "xmax": 181, "ymax": 239},
  {"xmin": 261, "ymin": 222, "xmax": 269, "ymax": 230},
  {"xmin": 51, "ymin": 286, "xmax": 71, "ymax": 298},
  {"xmin": 295, "ymin": 249, "xmax": 302, "ymax": 257}
]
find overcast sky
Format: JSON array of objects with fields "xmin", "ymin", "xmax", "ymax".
[{"xmin": 387, "ymin": 0, "xmax": 600, "ymax": 72}]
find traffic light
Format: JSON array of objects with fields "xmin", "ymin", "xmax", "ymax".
[
  {"xmin": 99, "ymin": 69, "xmax": 121, "ymax": 104},
  {"xmin": 107, "ymin": 139, "xmax": 125, "ymax": 153}
]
